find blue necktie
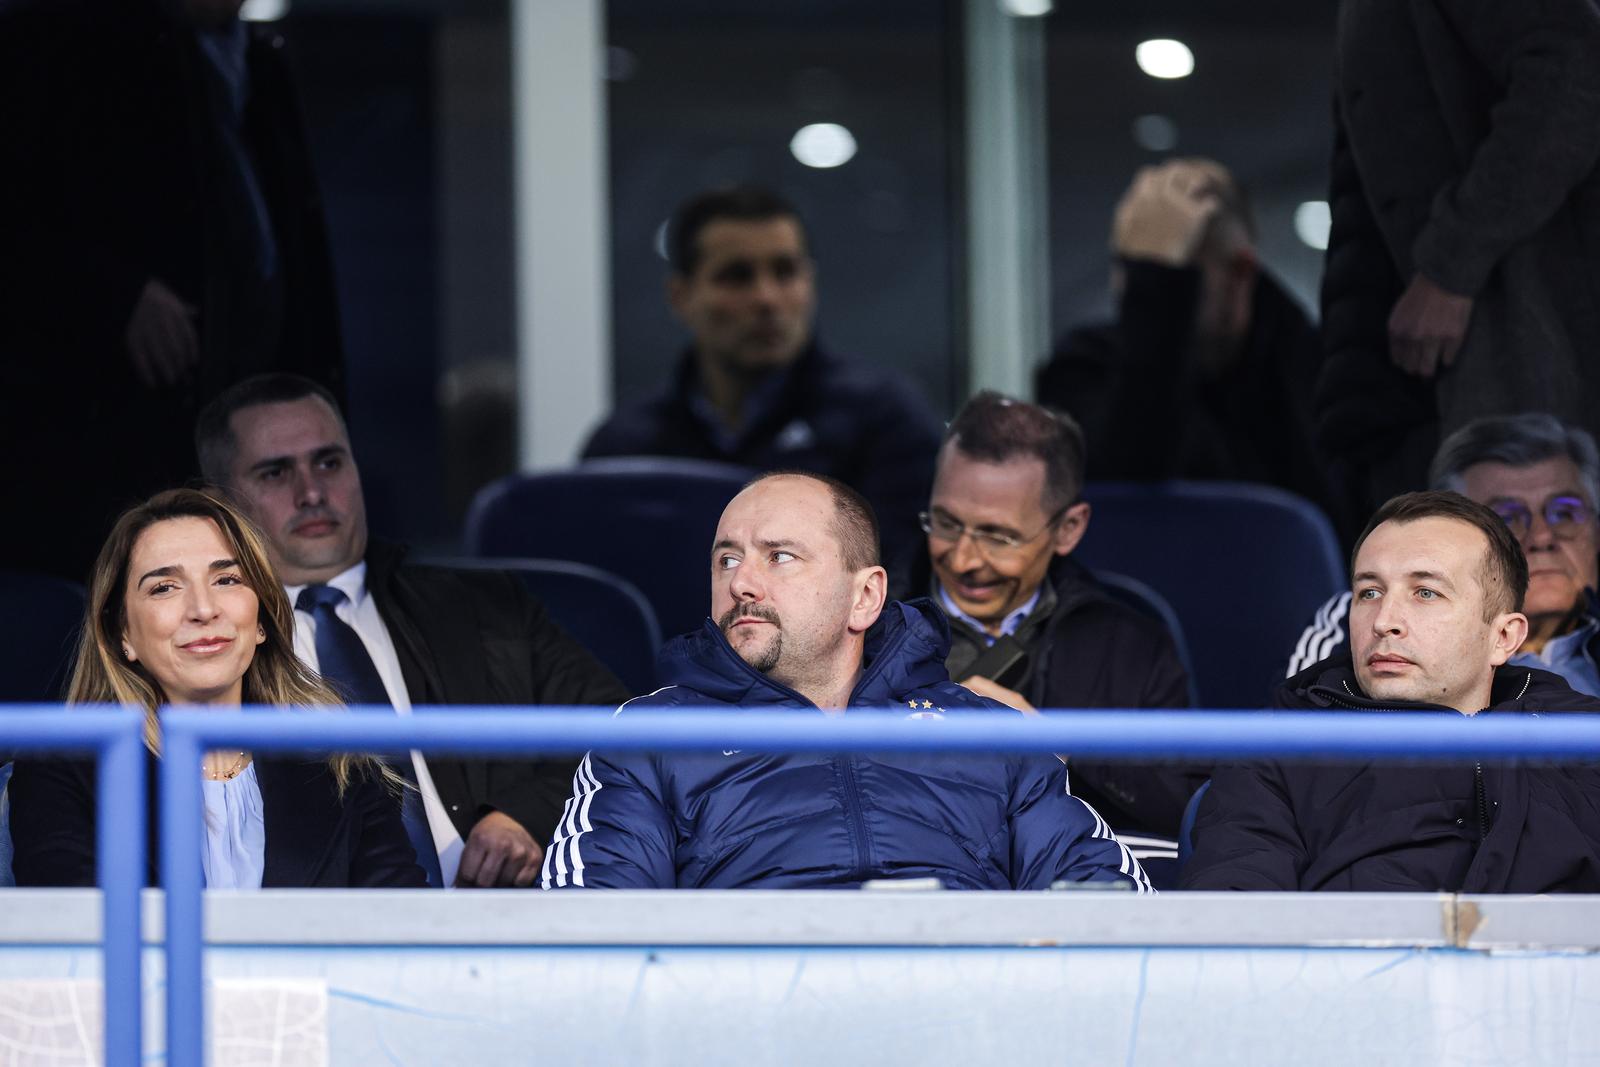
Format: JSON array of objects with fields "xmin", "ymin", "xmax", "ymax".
[{"xmin": 296, "ymin": 584, "xmax": 443, "ymax": 887}]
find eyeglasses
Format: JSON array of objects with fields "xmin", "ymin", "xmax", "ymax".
[
  {"xmin": 918, "ymin": 505, "xmax": 1070, "ymax": 558},
  {"xmin": 1491, "ymin": 496, "xmax": 1594, "ymax": 539}
]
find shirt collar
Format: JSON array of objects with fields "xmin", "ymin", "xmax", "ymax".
[
  {"xmin": 935, "ymin": 583, "xmax": 1042, "ymax": 642},
  {"xmin": 286, "ymin": 560, "xmax": 369, "ymax": 612}
]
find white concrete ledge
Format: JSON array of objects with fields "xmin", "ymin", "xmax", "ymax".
[{"xmin": 5, "ymin": 889, "xmax": 1599, "ymax": 950}]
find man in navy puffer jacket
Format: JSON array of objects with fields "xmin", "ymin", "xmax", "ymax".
[{"xmin": 541, "ymin": 471, "xmax": 1150, "ymax": 892}]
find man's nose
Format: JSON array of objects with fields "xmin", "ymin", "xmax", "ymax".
[
  {"xmin": 728, "ymin": 562, "xmax": 764, "ymax": 601},
  {"xmin": 1521, "ymin": 512, "xmax": 1557, "ymax": 550},
  {"xmin": 1371, "ymin": 596, "xmax": 1405, "ymax": 635},
  {"xmin": 943, "ymin": 530, "xmax": 985, "ymax": 574},
  {"xmin": 293, "ymin": 467, "xmax": 324, "ymax": 507}
]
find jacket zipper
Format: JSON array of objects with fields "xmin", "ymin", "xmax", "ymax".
[
  {"xmin": 838, "ymin": 755, "xmax": 873, "ymax": 878},
  {"xmin": 1474, "ymin": 762, "xmax": 1491, "ymax": 842}
]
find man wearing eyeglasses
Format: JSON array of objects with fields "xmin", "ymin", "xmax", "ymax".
[
  {"xmin": 1289, "ymin": 413, "xmax": 1600, "ymax": 696},
  {"xmin": 916, "ymin": 392, "xmax": 1202, "ymax": 848}
]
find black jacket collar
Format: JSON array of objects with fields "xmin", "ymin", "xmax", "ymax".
[{"xmin": 1279, "ymin": 654, "xmax": 1600, "ymax": 713}]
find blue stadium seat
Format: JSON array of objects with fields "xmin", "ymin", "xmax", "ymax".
[
  {"xmin": 1177, "ymin": 778, "xmax": 1211, "ymax": 875},
  {"xmin": 427, "ymin": 558, "xmax": 662, "ymax": 696},
  {"xmin": 464, "ymin": 458, "xmax": 756, "ymax": 642},
  {"xmin": 1073, "ymin": 482, "xmax": 1345, "ymax": 710},
  {"xmin": 0, "ymin": 570, "xmax": 86, "ymax": 703},
  {"xmin": 1094, "ymin": 569, "xmax": 1200, "ymax": 707}
]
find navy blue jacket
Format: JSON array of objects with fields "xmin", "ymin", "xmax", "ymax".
[
  {"xmin": 581, "ymin": 343, "xmax": 942, "ymax": 581},
  {"xmin": 541, "ymin": 599, "xmax": 1151, "ymax": 892}
]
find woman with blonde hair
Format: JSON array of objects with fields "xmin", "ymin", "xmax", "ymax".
[{"xmin": 10, "ymin": 488, "xmax": 424, "ymax": 888}]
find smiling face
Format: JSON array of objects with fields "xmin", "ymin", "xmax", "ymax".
[
  {"xmin": 926, "ymin": 444, "xmax": 1087, "ymax": 634},
  {"xmin": 121, "ymin": 516, "xmax": 265, "ymax": 706},
  {"xmin": 669, "ymin": 217, "xmax": 816, "ymax": 378},
  {"xmin": 710, "ymin": 475, "xmax": 885, "ymax": 706},
  {"xmin": 1350, "ymin": 516, "xmax": 1527, "ymax": 712},
  {"xmin": 1459, "ymin": 456, "xmax": 1599, "ymax": 626},
  {"xmin": 224, "ymin": 396, "xmax": 368, "ymax": 586}
]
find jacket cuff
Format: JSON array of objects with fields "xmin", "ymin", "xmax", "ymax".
[{"xmin": 1410, "ymin": 194, "xmax": 1496, "ymax": 298}]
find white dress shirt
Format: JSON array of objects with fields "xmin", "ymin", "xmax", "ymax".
[{"xmin": 287, "ymin": 562, "xmax": 466, "ymax": 886}]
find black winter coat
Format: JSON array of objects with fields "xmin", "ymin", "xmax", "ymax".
[
  {"xmin": 9, "ymin": 754, "xmax": 425, "ymax": 889},
  {"xmin": 1181, "ymin": 658, "xmax": 1600, "ymax": 892},
  {"xmin": 1016, "ymin": 559, "xmax": 1204, "ymax": 839},
  {"xmin": 365, "ymin": 542, "xmax": 632, "ymax": 846}
]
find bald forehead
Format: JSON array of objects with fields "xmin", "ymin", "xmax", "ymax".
[{"xmin": 717, "ymin": 476, "xmax": 838, "ymax": 547}]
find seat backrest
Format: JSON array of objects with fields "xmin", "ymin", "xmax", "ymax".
[
  {"xmin": 1177, "ymin": 778, "xmax": 1212, "ymax": 874},
  {"xmin": 1094, "ymin": 570, "xmax": 1201, "ymax": 707},
  {"xmin": 0, "ymin": 570, "xmax": 86, "ymax": 703},
  {"xmin": 428, "ymin": 558, "xmax": 662, "ymax": 696},
  {"xmin": 464, "ymin": 458, "xmax": 756, "ymax": 641},
  {"xmin": 1072, "ymin": 482, "xmax": 1345, "ymax": 709}
]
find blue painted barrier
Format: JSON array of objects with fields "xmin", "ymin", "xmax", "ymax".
[
  {"xmin": 154, "ymin": 704, "xmax": 1600, "ymax": 1066},
  {"xmin": 1, "ymin": 707, "xmax": 146, "ymax": 1067}
]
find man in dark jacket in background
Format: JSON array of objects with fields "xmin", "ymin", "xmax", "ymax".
[
  {"xmin": 543, "ymin": 471, "xmax": 1150, "ymax": 892},
  {"xmin": 1185, "ymin": 490, "xmax": 1600, "ymax": 893},
  {"xmin": 581, "ymin": 185, "xmax": 944, "ymax": 579},
  {"xmin": 1035, "ymin": 159, "xmax": 1340, "ymax": 534},
  {"xmin": 1316, "ymin": 0, "xmax": 1600, "ymax": 520},
  {"xmin": 0, "ymin": 0, "xmax": 345, "ymax": 581},
  {"xmin": 197, "ymin": 374, "xmax": 631, "ymax": 889},
  {"xmin": 916, "ymin": 392, "xmax": 1202, "ymax": 851}
]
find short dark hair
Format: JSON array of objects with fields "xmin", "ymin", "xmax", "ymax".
[
  {"xmin": 669, "ymin": 185, "xmax": 806, "ymax": 276},
  {"xmin": 1352, "ymin": 490, "xmax": 1529, "ymax": 619},
  {"xmin": 195, "ymin": 373, "xmax": 345, "ymax": 487},
  {"xmin": 746, "ymin": 470, "xmax": 880, "ymax": 573},
  {"xmin": 943, "ymin": 391, "xmax": 1086, "ymax": 513}
]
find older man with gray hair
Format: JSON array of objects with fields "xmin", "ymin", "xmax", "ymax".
[{"xmin": 1289, "ymin": 412, "xmax": 1600, "ymax": 695}]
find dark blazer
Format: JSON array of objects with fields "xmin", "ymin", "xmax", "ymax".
[
  {"xmin": 1181, "ymin": 658, "xmax": 1600, "ymax": 893},
  {"xmin": 8, "ymin": 754, "xmax": 425, "ymax": 888},
  {"xmin": 364, "ymin": 542, "xmax": 633, "ymax": 846}
]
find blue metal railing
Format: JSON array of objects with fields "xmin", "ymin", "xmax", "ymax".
[
  {"xmin": 2, "ymin": 707, "xmax": 146, "ymax": 1067},
  {"xmin": 11, "ymin": 704, "xmax": 1600, "ymax": 1064}
]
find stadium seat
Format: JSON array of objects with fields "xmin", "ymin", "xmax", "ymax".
[
  {"xmin": 1094, "ymin": 569, "xmax": 1200, "ymax": 707},
  {"xmin": 425, "ymin": 558, "xmax": 663, "ymax": 696},
  {"xmin": 1073, "ymin": 482, "xmax": 1345, "ymax": 709},
  {"xmin": 1177, "ymin": 779, "xmax": 1211, "ymax": 875},
  {"xmin": 0, "ymin": 570, "xmax": 86, "ymax": 703},
  {"xmin": 464, "ymin": 458, "xmax": 756, "ymax": 642}
]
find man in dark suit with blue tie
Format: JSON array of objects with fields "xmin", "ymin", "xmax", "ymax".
[{"xmin": 195, "ymin": 374, "xmax": 631, "ymax": 887}]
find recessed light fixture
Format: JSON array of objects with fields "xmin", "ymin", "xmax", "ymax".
[
  {"xmin": 790, "ymin": 123, "xmax": 858, "ymax": 169},
  {"xmin": 1135, "ymin": 39, "xmax": 1194, "ymax": 80}
]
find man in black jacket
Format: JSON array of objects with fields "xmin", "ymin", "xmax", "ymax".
[
  {"xmin": 581, "ymin": 185, "xmax": 944, "ymax": 579},
  {"xmin": 196, "ymin": 375, "xmax": 631, "ymax": 888},
  {"xmin": 916, "ymin": 392, "xmax": 1202, "ymax": 848},
  {"xmin": 1185, "ymin": 490, "xmax": 1600, "ymax": 893},
  {"xmin": 0, "ymin": 0, "xmax": 345, "ymax": 581},
  {"xmin": 1035, "ymin": 159, "xmax": 1342, "ymax": 535}
]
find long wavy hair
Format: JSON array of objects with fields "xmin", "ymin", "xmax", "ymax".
[{"xmin": 68, "ymin": 487, "xmax": 392, "ymax": 795}]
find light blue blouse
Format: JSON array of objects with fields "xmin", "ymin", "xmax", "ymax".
[{"xmin": 200, "ymin": 762, "xmax": 266, "ymax": 889}]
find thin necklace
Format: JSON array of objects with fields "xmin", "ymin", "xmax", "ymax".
[{"xmin": 202, "ymin": 751, "xmax": 250, "ymax": 781}]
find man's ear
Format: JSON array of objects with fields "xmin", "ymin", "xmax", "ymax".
[
  {"xmin": 1052, "ymin": 501, "xmax": 1091, "ymax": 557},
  {"xmin": 1488, "ymin": 611, "xmax": 1530, "ymax": 666},
  {"xmin": 848, "ymin": 567, "xmax": 889, "ymax": 635}
]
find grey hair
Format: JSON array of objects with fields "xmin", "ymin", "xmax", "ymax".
[{"xmin": 1429, "ymin": 413, "xmax": 1600, "ymax": 505}]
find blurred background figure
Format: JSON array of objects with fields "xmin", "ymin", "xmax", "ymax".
[
  {"xmin": 0, "ymin": 0, "xmax": 343, "ymax": 582},
  {"xmin": 582, "ymin": 185, "xmax": 944, "ymax": 581},
  {"xmin": 1315, "ymin": 0, "xmax": 1600, "ymax": 520},
  {"xmin": 1036, "ymin": 159, "xmax": 1341, "ymax": 533}
]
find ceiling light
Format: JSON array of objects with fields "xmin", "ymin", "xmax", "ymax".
[
  {"xmin": 1135, "ymin": 39, "xmax": 1194, "ymax": 80},
  {"xmin": 790, "ymin": 123, "xmax": 858, "ymax": 170},
  {"xmin": 1295, "ymin": 201, "xmax": 1332, "ymax": 250}
]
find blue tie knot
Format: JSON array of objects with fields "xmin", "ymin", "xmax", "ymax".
[{"xmin": 296, "ymin": 584, "xmax": 348, "ymax": 614}]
